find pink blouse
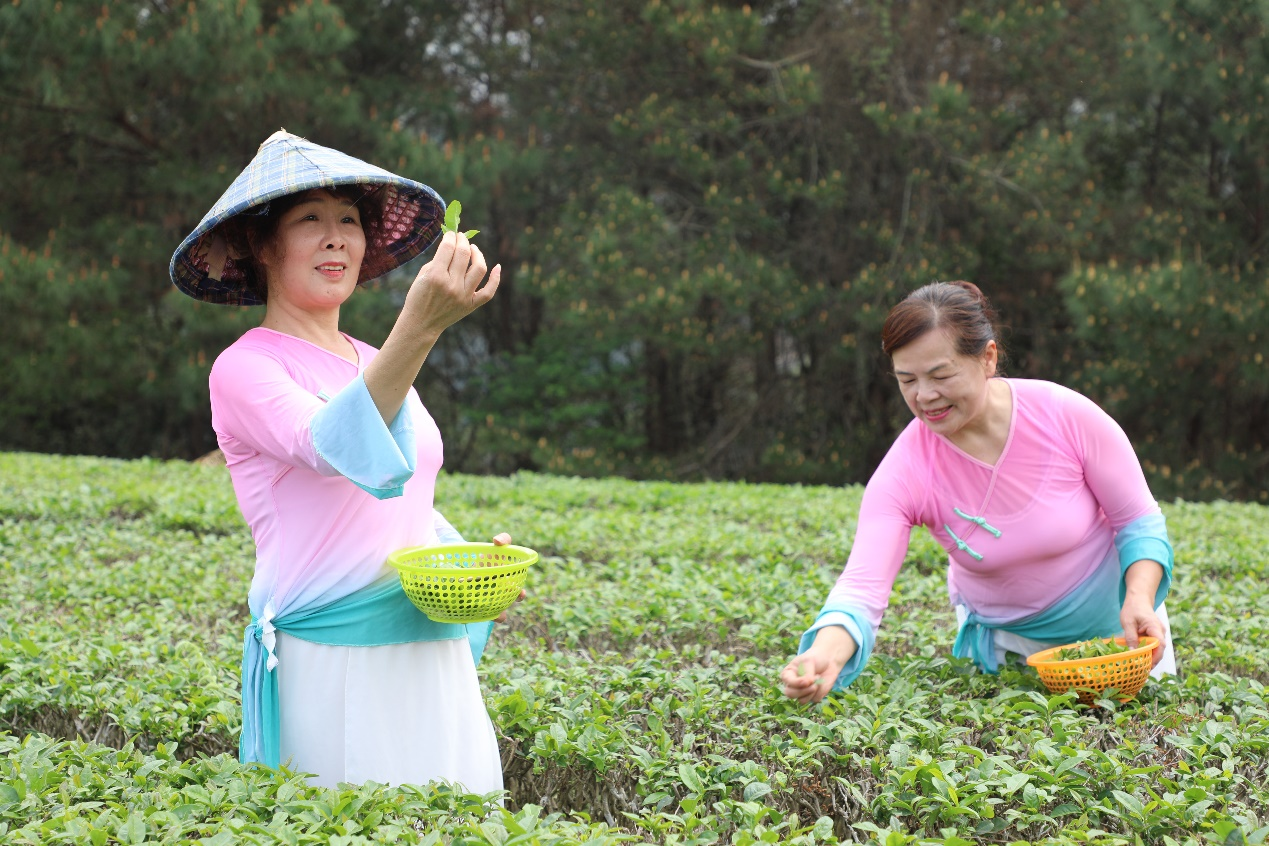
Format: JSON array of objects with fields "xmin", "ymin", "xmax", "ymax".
[
  {"xmin": 827, "ymin": 378, "xmax": 1163, "ymax": 630},
  {"xmin": 210, "ymin": 328, "xmax": 444, "ymax": 621}
]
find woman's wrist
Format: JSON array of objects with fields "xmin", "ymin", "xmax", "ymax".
[
  {"xmin": 811, "ymin": 624, "xmax": 858, "ymax": 666},
  {"xmin": 393, "ymin": 299, "xmax": 445, "ymax": 347}
]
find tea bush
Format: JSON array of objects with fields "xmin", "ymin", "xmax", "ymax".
[{"xmin": 1, "ymin": 452, "xmax": 1266, "ymax": 844}]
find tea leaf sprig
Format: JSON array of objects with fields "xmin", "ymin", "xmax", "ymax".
[{"xmin": 441, "ymin": 200, "xmax": 479, "ymax": 239}]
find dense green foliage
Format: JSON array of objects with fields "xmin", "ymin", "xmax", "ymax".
[
  {"xmin": 1, "ymin": 452, "xmax": 1268, "ymax": 843},
  {"xmin": 1, "ymin": 0, "xmax": 1266, "ymax": 499}
]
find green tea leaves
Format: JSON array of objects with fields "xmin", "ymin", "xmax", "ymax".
[
  {"xmin": 2, "ymin": 453, "xmax": 1269, "ymax": 843},
  {"xmin": 1051, "ymin": 638, "xmax": 1132, "ymax": 661},
  {"xmin": 441, "ymin": 200, "xmax": 479, "ymax": 239}
]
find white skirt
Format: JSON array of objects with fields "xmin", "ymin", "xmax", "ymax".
[
  {"xmin": 955, "ymin": 602, "xmax": 1178, "ymax": 679},
  {"xmin": 274, "ymin": 631, "xmax": 503, "ymax": 791}
]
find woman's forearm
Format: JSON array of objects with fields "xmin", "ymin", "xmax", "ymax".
[
  {"xmin": 1123, "ymin": 559, "xmax": 1164, "ymax": 605},
  {"xmin": 361, "ymin": 232, "xmax": 499, "ymax": 423},
  {"xmin": 362, "ymin": 305, "xmax": 442, "ymax": 424}
]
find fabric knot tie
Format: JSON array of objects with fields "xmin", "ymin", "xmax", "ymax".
[
  {"xmin": 252, "ymin": 602, "xmax": 280, "ymax": 671},
  {"xmin": 953, "ymin": 609, "xmax": 1000, "ymax": 674},
  {"xmin": 953, "ymin": 507, "xmax": 1002, "ymax": 538},
  {"xmin": 944, "ymin": 524, "xmax": 984, "ymax": 561}
]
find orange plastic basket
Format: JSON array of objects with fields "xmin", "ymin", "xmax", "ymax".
[{"xmin": 1026, "ymin": 636, "xmax": 1158, "ymax": 705}]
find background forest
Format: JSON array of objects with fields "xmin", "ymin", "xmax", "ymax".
[{"xmin": 1, "ymin": 0, "xmax": 1265, "ymax": 501}]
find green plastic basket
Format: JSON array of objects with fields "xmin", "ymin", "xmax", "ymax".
[{"xmin": 387, "ymin": 542, "xmax": 537, "ymax": 623}]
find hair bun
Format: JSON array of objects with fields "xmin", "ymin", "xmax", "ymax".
[
  {"xmin": 946, "ymin": 280, "xmax": 995, "ymax": 321},
  {"xmin": 947, "ymin": 279, "xmax": 984, "ymax": 302}
]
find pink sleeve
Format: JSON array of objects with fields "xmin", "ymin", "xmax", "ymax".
[
  {"xmin": 209, "ymin": 346, "xmax": 336, "ymax": 475},
  {"xmin": 823, "ymin": 438, "xmax": 922, "ymax": 630},
  {"xmin": 1060, "ymin": 389, "xmax": 1160, "ymax": 528}
]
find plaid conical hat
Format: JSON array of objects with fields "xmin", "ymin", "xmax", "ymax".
[{"xmin": 170, "ymin": 130, "xmax": 444, "ymax": 305}]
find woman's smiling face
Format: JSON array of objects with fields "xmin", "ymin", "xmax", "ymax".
[
  {"xmin": 891, "ymin": 329, "xmax": 998, "ymax": 436},
  {"xmin": 262, "ymin": 189, "xmax": 367, "ymax": 311}
]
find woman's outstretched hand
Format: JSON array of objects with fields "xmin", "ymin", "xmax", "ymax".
[
  {"xmin": 492, "ymin": 532, "xmax": 527, "ymax": 623},
  {"xmin": 365, "ymin": 230, "xmax": 500, "ymax": 423},
  {"xmin": 403, "ymin": 231, "xmax": 501, "ymax": 340},
  {"xmin": 779, "ymin": 625, "xmax": 857, "ymax": 705}
]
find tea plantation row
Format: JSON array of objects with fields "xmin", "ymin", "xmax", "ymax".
[{"xmin": 0, "ymin": 452, "xmax": 1266, "ymax": 844}]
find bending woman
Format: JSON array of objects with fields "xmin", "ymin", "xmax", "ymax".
[
  {"xmin": 781, "ymin": 281, "xmax": 1175, "ymax": 703},
  {"xmin": 170, "ymin": 131, "xmax": 513, "ymax": 788}
]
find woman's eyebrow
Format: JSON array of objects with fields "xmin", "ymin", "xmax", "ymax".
[{"xmin": 893, "ymin": 362, "xmax": 954, "ymax": 377}]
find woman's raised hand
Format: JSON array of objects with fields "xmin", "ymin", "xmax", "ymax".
[
  {"xmin": 404, "ymin": 231, "xmax": 501, "ymax": 340},
  {"xmin": 364, "ymin": 231, "xmax": 501, "ymax": 424}
]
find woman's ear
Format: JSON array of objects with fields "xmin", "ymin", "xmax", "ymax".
[{"xmin": 982, "ymin": 340, "xmax": 999, "ymax": 377}]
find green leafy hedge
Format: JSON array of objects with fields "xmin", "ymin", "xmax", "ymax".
[{"xmin": 1, "ymin": 452, "xmax": 1267, "ymax": 844}]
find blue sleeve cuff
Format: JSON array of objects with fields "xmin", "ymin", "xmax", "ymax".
[
  {"xmin": 310, "ymin": 375, "xmax": 416, "ymax": 500},
  {"xmin": 798, "ymin": 605, "xmax": 876, "ymax": 691},
  {"xmin": 1115, "ymin": 513, "xmax": 1173, "ymax": 608}
]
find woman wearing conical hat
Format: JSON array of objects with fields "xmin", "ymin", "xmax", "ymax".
[{"xmin": 172, "ymin": 131, "xmax": 514, "ymax": 790}]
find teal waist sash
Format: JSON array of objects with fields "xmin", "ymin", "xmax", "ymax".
[
  {"xmin": 952, "ymin": 546, "xmax": 1123, "ymax": 674},
  {"xmin": 240, "ymin": 575, "xmax": 490, "ymax": 767}
]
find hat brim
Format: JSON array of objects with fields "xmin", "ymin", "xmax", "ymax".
[{"xmin": 169, "ymin": 135, "xmax": 444, "ymax": 306}]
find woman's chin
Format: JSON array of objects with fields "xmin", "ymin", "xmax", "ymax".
[{"xmin": 317, "ymin": 284, "xmax": 358, "ymax": 307}]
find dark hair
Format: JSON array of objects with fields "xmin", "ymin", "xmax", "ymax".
[
  {"xmin": 880, "ymin": 280, "xmax": 1005, "ymax": 367},
  {"xmin": 219, "ymin": 186, "xmax": 384, "ymax": 303}
]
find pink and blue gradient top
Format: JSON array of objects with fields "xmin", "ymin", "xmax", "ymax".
[
  {"xmin": 210, "ymin": 327, "xmax": 450, "ymax": 623},
  {"xmin": 803, "ymin": 378, "xmax": 1173, "ymax": 686}
]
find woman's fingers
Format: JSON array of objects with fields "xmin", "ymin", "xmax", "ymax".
[
  {"xmin": 1119, "ymin": 603, "xmax": 1148, "ymax": 649},
  {"xmin": 780, "ymin": 652, "xmax": 840, "ymax": 704},
  {"xmin": 492, "ymin": 532, "xmax": 512, "ymax": 546},
  {"xmin": 473, "ymin": 265, "xmax": 501, "ymax": 307},
  {"xmin": 781, "ymin": 674, "xmax": 812, "ymax": 695},
  {"xmin": 422, "ymin": 231, "xmax": 474, "ymax": 287},
  {"xmin": 432, "ymin": 230, "xmax": 457, "ymax": 271},
  {"xmin": 447, "ymin": 231, "xmax": 472, "ymax": 275},
  {"xmin": 464, "ymin": 242, "xmax": 489, "ymax": 288},
  {"xmin": 781, "ymin": 657, "xmax": 827, "ymax": 701},
  {"xmin": 415, "ymin": 231, "xmax": 499, "ymax": 311},
  {"xmin": 396, "ymin": 228, "xmax": 500, "ymax": 345},
  {"xmin": 441, "ymin": 237, "xmax": 498, "ymax": 311},
  {"xmin": 1121, "ymin": 601, "xmax": 1167, "ymax": 667},
  {"xmin": 790, "ymin": 677, "xmax": 825, "ymax": 705},
  {"xmin": 1141, "ymin": 617, "xmax": 1166, "ymax": 667}
]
